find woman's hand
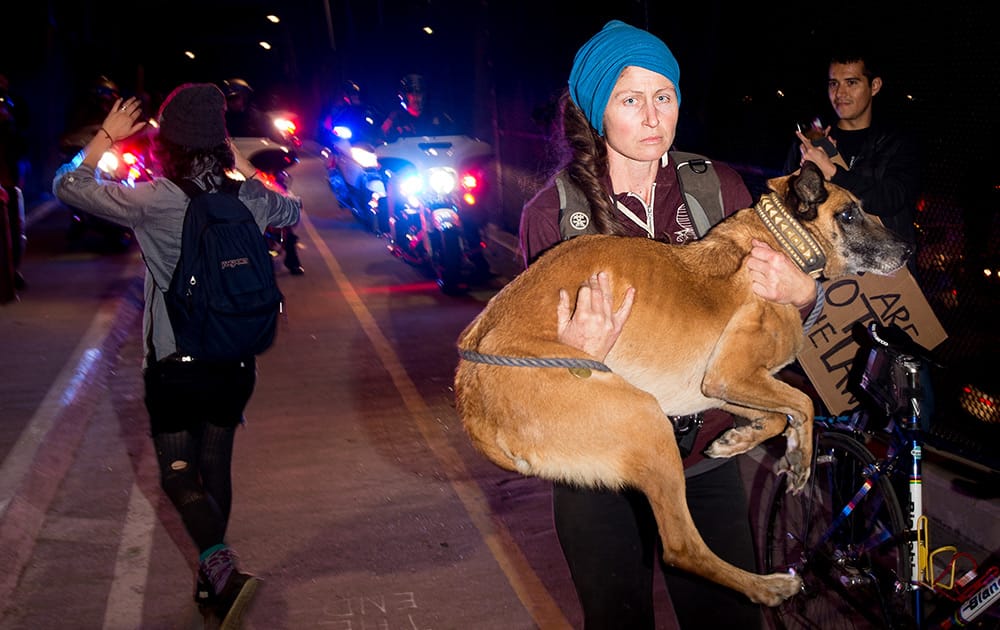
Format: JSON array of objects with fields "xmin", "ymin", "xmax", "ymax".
[
  {"xmin": 81, "ymin": 97, "xmax": 146, "ymax": 168},
  {"xmin": 82, "ymin": 97, "xmax": 146, "ymax": 168},
  {"xmin": 229, "ymin": 140, "xmax": 258, "ymax": 179},
  {"xmin": 100, "ymin": 97, "xmax": 146, "ymax": 143},
  {"xmin": 557, "ymin": 271, "xmax": 636, "ymax": 361},
  {"xmin": 745, "ymin": 239, "xmax": 816, "ymax": 308}
]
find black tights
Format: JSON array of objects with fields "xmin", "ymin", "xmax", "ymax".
[{"xmin": 153, "ymin": 423, "xmax": 236, "ymax": 553}]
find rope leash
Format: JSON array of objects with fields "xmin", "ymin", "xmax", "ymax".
[
  {"xmin": 457, "ymin": 348, "xmax": 612, "ymax": 372},
  {"xmin": 802, "ymin": 279, "xmax": 826, "ymax": 333}
]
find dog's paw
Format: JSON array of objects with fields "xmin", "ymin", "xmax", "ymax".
[
  {"xmin": 751, "ymin": 571, "xmax": 803, "ymax": 606},
  {"xmin": 775, "ymin": 455, "xmax": 810, "ymax": 493},
  {"xmin": 704, "ymin": 427, "xmax": 754, "ymax": 458},
  {"xmin": 703, "ymin": 437, "xmax": 731, "ymax": 459}
]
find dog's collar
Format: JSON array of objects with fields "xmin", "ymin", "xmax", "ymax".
[{"xmin": 754, "ymin": 193, "xmax": 826, "ymax": 277}]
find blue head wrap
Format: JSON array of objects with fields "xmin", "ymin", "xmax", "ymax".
[{"xmin": 568, "ymin": 20, "xmax": 681, "ymax": 137}]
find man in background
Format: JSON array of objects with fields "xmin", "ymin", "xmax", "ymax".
[{"xmin": 784, "ymin": 45, "xmax": 921, "ymax": 267}]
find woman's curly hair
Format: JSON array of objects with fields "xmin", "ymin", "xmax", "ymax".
[
  {"xmin": 151, "ymin": 136, "xmax": 235, "ymax": 190},
  {"xmin": 552, "ymin": 90, "xmax": 629, "ymax": 235}
]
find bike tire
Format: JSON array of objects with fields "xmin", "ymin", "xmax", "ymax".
[
  {"xmin": 763, "ymin": 430, "xmax": 913, "ymax": 629},
  {"xmin": 435, "ymin": 228, "xmax": 465, "ymax": 295}
]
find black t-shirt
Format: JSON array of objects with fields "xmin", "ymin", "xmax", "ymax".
[{"xmin": 829, "ymin": 127, "xmax": 869, "ymax": 170}]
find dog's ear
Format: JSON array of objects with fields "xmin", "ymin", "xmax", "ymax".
[{"xmin": 784, "ymin": 161, "xmax": 827, "ymax": 221}]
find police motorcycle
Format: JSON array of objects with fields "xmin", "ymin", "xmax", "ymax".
[
  {"xmin": 229, "ymin": 135, "xmax": 302, "ymax": 268},
  {"xmin": 320, "ymin": 81, "xmax": 387, "ymax": 234},
  {"xmin": 60, "ymin": 76, "xmax": 148, "ymax": 251},
  {"xmin": 225, "ymin": 78, "xmax": 304, "ymax": 274},
  {"xmin": 376, "ymin": 133, "xmax": 493, "ymax": 295}
]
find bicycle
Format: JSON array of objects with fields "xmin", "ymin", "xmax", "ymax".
[{"xmin": 761, "ymin": 321, "xmax": 1000, "ymax": 629}]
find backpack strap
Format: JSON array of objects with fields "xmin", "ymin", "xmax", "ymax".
[
  {"xmin": 556, "ymin": 171, "xmax": 598, "ymax": 240},
  {"xmin": 558, "ymin": 155, "xmax": 727, "ymax": 241},
  {"xmin": 169, "ymin": 176, "xmax": 243, "ymax": 200},
  {"xmin": 171, "ymin": 177, "xmax": 203, "ymax": 200},
  {"xmin": 669, "ymin": 150, "xmax": 725, "ymax": 238}
]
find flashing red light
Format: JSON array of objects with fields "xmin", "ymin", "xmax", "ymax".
[{"xmin": 461, "ymin": 173, "xmax": 479, "ymax": 190}]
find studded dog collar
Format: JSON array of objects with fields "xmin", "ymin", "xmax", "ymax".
[{"xmin": 754, "ymin": 193, "xmax": 827, "ymax": 277}]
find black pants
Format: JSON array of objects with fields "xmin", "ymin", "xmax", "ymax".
[
  {"xmin": 283, "ymin": 227, "xmax": 302, "ymax": 270},
  {"xmin": 144, "ymin": 356, "xmax": 255, "ymax": 552},
  {"xmin": 2, "ymin": 184, "xmax": 24, "ymax": 268},
  {"xmin": 552, "ymin": 459, "xmax": 762, "ymax": 629}
]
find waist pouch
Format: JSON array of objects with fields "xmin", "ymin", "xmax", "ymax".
[
  {"xmin": 671, "ymin": 413, "xmax": 704, "ymax": 458},
  {"xmin": 143, "ymin": 355, "xmax": 256, "ymax": 435}
]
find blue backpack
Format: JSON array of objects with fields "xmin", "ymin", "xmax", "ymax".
[{"xmin": 165, "ymin": 178, "xmax": 282, "ymax": 361}]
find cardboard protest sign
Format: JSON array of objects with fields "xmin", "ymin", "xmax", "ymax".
[{"xmin": 797, "ymin": 269, "xmax": 948, "ymax": 414}]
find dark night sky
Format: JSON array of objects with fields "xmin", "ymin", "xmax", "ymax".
[{"xmin": 2, "ymin": 1, "xmax": 998, "ymax": 199}]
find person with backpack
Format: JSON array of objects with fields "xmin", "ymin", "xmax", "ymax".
[
  {"xmin": 518, "ymin": 21, "xmax": 822, "ymax": 628},
  {"xmin": 53, "ymin": 82, "xmax": 301, "ymax": 627}
]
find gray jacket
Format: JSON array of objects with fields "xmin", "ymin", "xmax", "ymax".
[{"xmin": 53, "ymin": 164, "xmax": 302, "ymax": 364}]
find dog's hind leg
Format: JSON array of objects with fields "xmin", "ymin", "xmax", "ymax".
[{"xmin": 620, "ymin": 410, "xmax": 803, "ymax": 606}]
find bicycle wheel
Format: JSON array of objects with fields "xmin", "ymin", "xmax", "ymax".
[{"xmin": 763, "ymin": 430, "xmax": 913, "ymax": 629}]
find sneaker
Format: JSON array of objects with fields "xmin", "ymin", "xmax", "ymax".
[
  {"xmin": 215, "ymin": 571, "xmax": 260, "ymax": 630},
  {"xmin": 194, "ymin": 569, "xmax": 215, "ymax": 612}
]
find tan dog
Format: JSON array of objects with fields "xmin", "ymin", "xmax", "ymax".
[{"xmin": 453, "ymin": 161, "xmax": 911, "ymax": 606}]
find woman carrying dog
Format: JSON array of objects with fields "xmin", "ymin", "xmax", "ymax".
[{"xmin": 519, "ymin": 20, "xmax": 821, "ymax": 629}]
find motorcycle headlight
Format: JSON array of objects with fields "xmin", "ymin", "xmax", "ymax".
[
  {"xmin": 399, "ymin": 174, "xmax": 423, "ymax": 197},
  {"xmin": 350, "ymin": 146, "xmax": 379, "ymax": 169},
  {"xmin": 428, "ymin": 167, "xmax": 458, "ymax": 194},
  {"xmin": 333, "ymin": 125, "xmax": 353, "ymax": 140}
]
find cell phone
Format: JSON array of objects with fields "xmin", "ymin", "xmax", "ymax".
[
  {"xmin": 796, "ymin": 121, "xmax": 838, "ymax": 158},
  {"xmin": 810, "ymin": 135, "xmax": 838, "ymax": 158}
]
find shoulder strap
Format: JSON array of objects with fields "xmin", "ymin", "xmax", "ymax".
[
  {"xmin": 171, "ymin": 178, "xmax": 203, "ymax": 200},
  {"xmin": 670, "ymin": 150, "xmax": 725, "ymax": 238},
  {"xmin": 556, "ymin": 171, "xmax": 598, "ymax": 240},
  {"xmin": 169, "ymin": 177, "xmax": 243, "ymax": 201}
]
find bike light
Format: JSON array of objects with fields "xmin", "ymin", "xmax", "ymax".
[
  {"xmin": 333, "ymin": 125, "xmax": 353, "ymax": 140},
  {"xmin": 350, "ymin": 147, "xmax": 379, "ymax": 169},
  {"xmin": 428, "ymin": 167, "xmax": 458, "ymax": 194}
]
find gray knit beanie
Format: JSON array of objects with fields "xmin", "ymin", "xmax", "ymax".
[{"xmin": 157, "ymin": 83, "xmax": 228, "ymax": 148}]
